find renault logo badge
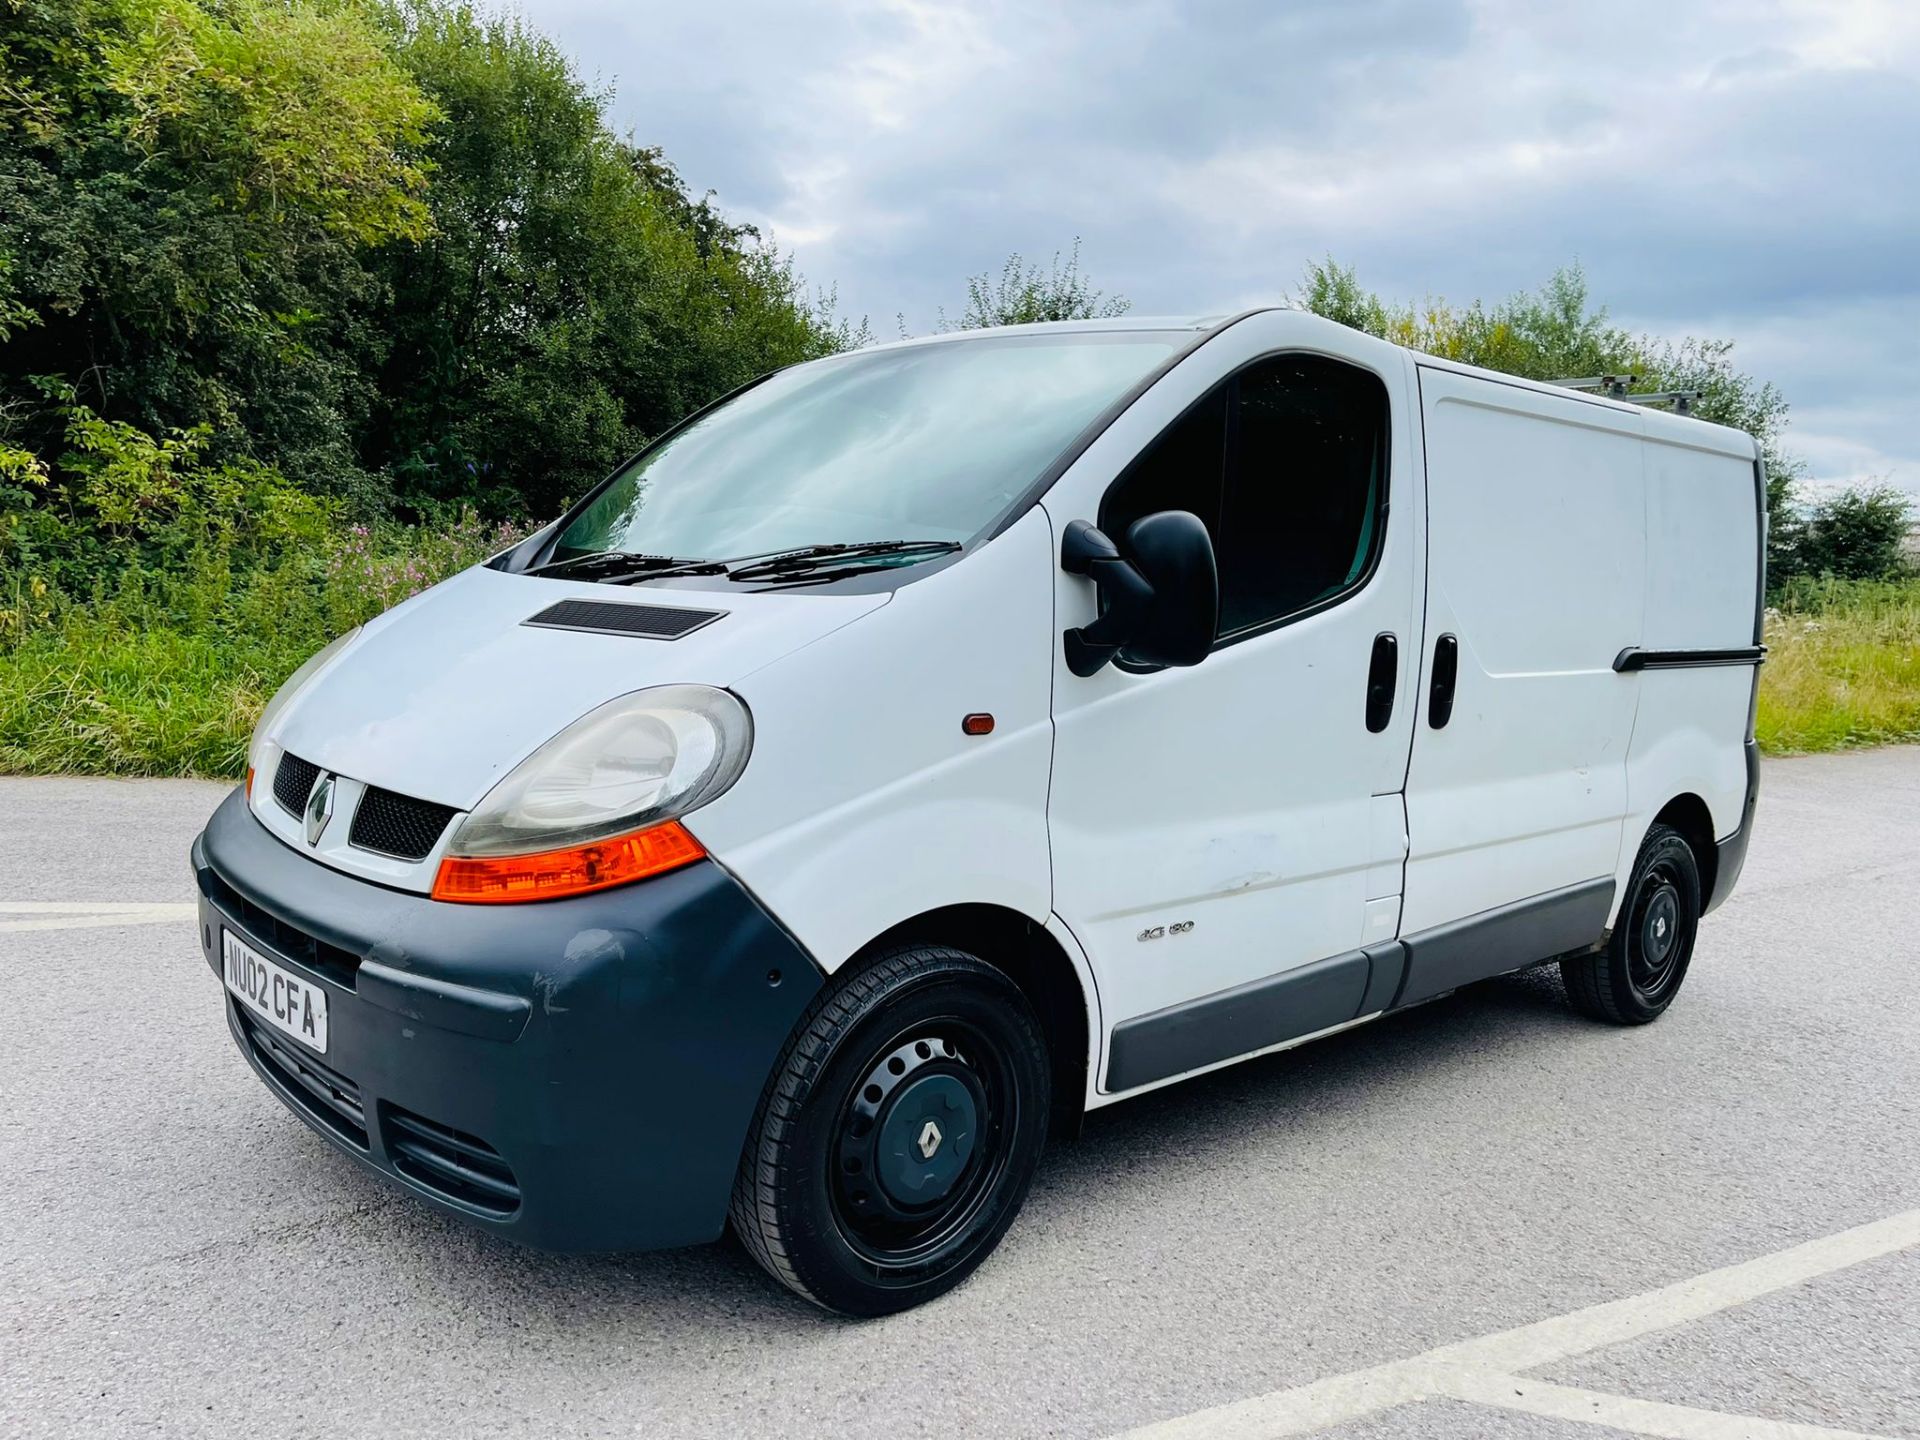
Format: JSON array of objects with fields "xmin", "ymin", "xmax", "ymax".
[
  {"xmin": 304, "ymin": 773, "xmax": 335, "ymax": 847},
  {"xmin": 917, "ymin": 1120, "xmax": 943, "ymax": 1160}
]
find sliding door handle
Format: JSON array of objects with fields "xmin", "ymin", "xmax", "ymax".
[
  {"xmin": 1428, "ymin": 633, "xmax": 1459, "ymax": 728},
  {"xmin": 1365, "ymin": 632, "xmax": 1398, "ymax": 733}
]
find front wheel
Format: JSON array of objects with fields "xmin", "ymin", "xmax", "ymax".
[
  {"xmin": 729, "ymin": 945, "xmax": 1050, "ymax": 1316},
  {"xmin": 1562, "ymin": 822, "xmax": 1701, "ymax": 1024}
]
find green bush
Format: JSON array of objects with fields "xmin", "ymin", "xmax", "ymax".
[
  {"xmin": 940, "ymin": 238, "xmax": 1129, "ymax": 331},
  {"xmin": 1793, "ymin": 486, "xmax": 1913, "ymax": 583}
]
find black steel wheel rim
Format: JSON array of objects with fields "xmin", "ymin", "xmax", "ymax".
[
  {"xmin": 828, "ymin": 1015, "xmax": 1016, "ymax": 1272},
  {"xmin": 1628, "ymin": 858, "xmax": 1689, "ymax": 998}
]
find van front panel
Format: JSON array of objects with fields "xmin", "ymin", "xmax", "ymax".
[{"xmin": 681, "ymin": 507, "xmax": 1059, "ymax": 975}]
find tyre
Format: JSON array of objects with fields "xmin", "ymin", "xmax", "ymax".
[
  {"xmin": 729, "ymin": 944, "xmax": 1050, "ymax": 1316},
  {"xmin": 1561, "ymin": 822, "xmax": 1701, "ymax": 1025}
]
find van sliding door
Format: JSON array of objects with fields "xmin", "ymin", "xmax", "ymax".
[{"xmin": 1396, "ymin": 367, "xmax": 1646, "ymax": 1003}]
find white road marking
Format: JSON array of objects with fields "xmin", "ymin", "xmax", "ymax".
[
  {"xmin": 0, "ymin": 901, "xmax": 197, "ymax": 933},
  {"xmin": 1119, "ymin": 1209, "xmax": 1920, "ymax": 1439},
  {"xmin": 1435, "ymin": 1369, "xmax": 1899, "ymax": 1440}
]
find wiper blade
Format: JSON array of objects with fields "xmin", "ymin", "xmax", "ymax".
[
  {"xmin": 530, "ymin": 550, "xmax": 711, "ymax": 580},
  {"xmin": 530, "ymin": 549, "xmax": 665, "ymax": 577},
  {"xmin": 726, "ymin": 539, "xmax": 961, "ymax": 582},
  {"xmin": 606, "ymin": 560, "xmax": 729, "ymax": 582}
]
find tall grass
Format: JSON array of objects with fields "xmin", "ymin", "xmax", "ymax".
[
  {"xmin": 5, "ymin": 546, "xmax": 1916, "ymax": 776},
  {"xmin": 1757, "ymin": 577, "xmax": 1920, "ymax": 754}
]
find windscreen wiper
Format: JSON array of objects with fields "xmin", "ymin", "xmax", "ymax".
[
  {"xmin": 726, "ymin": 539, "xmax": 962, "ymax": 583},
  {"xmin": 529, "ymin": 550, "xmax": 725, "ymax": 581},
  {"xmin": 529, "ymin": 549, "xmax": 669, "ymax": 577}
]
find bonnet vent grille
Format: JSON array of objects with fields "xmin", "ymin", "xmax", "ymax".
[{"xmin": 523, "ymin": 598, "xmax": 725, "ymax": 640}]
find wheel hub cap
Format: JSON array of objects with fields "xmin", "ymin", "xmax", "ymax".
[
  {"xmin": 1642, "ymin": 887, "xmax": 1679, "ymax": 965},
  {"xmin": 876, "ymin": 1073, "xmax": 976, "ymax": 1206}
]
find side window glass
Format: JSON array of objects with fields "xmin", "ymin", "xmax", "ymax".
[
  {"xmin": 1101, "ymin": 386, "xmax": 1228, "ymax": 544},
  {"xmin": 1102, "ymin": 353, "xmax": 1388, "ymax": 645},
  {"xmin": 1218, "ymin": 355, "xmax": 1389, "ymax": 635}
]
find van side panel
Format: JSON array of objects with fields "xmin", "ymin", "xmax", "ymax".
[
  {"xmin": 1613, "ymin": 427, "xmax": 1762, "ymax": 912},
  {"xmin": 1399, "ymin": 370, "xmax": 1647, "ymax": 938},
  {"xmin": 1641, "ymin": 427, "xmax": 1762, "ymax": 655},
  {"xmin": 683, "ymin": 508, "xmax": 1058, "ymax": 974}
]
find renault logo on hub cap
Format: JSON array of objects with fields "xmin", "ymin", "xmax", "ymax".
[
  {"xmin": 304, "ymin": 773, "xmax": 335, "ymax": 846},
  {"xmin": 917, "ymin": 1119, "xmax": 943, "ymax": 1160}
]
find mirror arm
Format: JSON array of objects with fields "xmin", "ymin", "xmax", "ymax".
[{"xmin": 1061, "ymin": 520, "xmax": 1154, "ymax": 676}]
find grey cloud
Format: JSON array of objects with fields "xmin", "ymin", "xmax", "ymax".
[{"xmin": 523, "ymin": 0, "xmax": 1920, "ymax": 489}]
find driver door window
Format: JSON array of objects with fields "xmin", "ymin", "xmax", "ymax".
[{"xmin": 1101, "ymin": 353, "xmax": 1390, "ymax": 642}]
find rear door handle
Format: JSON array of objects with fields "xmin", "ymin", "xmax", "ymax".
[
  {"xmin": 1428, "ymin": 633, "xmax": 1459, "ymax": 728},
  {"xmin": 1365, "ymin": 632, "xmax": 1398, "ymax": 733}
]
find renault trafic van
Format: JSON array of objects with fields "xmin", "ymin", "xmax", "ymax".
[{"xmin": 192, "ymin": 310, "xmax": 1764, "ymax": 1315}]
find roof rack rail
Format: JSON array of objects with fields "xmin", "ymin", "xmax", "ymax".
[{"xmin": 1555, "ymin": 374, "xmax": 1702, "ymax": 416}]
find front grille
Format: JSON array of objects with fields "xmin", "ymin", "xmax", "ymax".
[
  {"xmin": 200, "ymin": 868, "xmax": 360, "ymax": 990},
  {"xmin": 382, "ymin": 1105, "xmax": 521, "ymax": 1215},
  {"xmin": 272, "ymin": 752, "xmax": 320, "ymax": 816},
  {"xmin": 235, "ymin": 1003, "xmax": 368, "ymax": 1149},
  {"xmin": 349, "ymin": 787, "xmax": 457, "ymax": 861},
  {"xmin": 523, "ymin": 597, "xmax": 724, "ymax": 640}
]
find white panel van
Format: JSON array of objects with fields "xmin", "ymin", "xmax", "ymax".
[{"xmin": 192, "ymin": 310, "xmax": 1765, "ymax": 1314}]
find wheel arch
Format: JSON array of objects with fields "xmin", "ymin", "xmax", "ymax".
[
  {"xmin": 1652, "ymin": 791, "xmax": 1719, "ymax": 901},
  {"xmin": 864, "ymin": 904, "xmax": 1093, "ymax": 1139}
]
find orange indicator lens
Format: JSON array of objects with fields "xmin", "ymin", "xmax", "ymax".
[{"xmin": 431, "ymin": 819, "xmax": 706, "ymax": 904}]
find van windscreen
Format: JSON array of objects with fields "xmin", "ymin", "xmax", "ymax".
[{"xmin": 548, "ymin": 332, "xmax": 1180, "ymax": 565}]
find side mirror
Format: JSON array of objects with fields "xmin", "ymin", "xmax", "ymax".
[{"xmin": 1060, "ymin": 511, "xmax": 1220, "ymax": 676}]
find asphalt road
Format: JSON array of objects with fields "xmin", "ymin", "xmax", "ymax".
[{"xmin": 4, "ymin": 750, "xmax": 1918, "ymax": 1439}]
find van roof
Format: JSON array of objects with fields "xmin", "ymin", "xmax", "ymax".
[
  {"xmin": 1410, "ymin": 343, "xmax": 1761, "ymax": 462},
  {"xmin": 857, "ymin": 309, "xmax": 1763, "ymax": 463},
  {"xmin": 856, "ymin": 314, "xmax": 1238, "ymax": 353}
]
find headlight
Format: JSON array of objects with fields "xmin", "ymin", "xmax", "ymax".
[
  {"xmin": 247, "ymin": 628, "xmax": 361, "ymax": 790},
  {"xmin": 432, "ymin": 685, "xmax": 751, "ymax": 904}
]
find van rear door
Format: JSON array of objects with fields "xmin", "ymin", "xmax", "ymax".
[{"xmin": 1396, "ymin": 368, "xmax": 1647, "ymax": 1003}]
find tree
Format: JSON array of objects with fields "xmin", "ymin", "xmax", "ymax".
[
  {"xmin": 1798, "ymin": 485, "xmax": 1913, "ymax": 581},
  {"xmin": 365, "ymin": 1, "xmax": 859, "ymax": 518},
  {"xmin": 0, "ymin": 0, "xmax": 861, "ymax": 561},
  {"xmin": 945, "ymin": 238, "xmax": 1130, "ymax": 330},
  {"xmin": 0, "ymin": 0, "xmax": 438, "ymax": 508}
]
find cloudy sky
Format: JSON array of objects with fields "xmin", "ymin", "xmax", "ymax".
[{"xmin": 520, "ymin": 0, "xmax": 1919, "ymax": 493}]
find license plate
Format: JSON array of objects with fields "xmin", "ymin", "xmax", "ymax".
[{"xmin": 222, "ymin": 929, "xmax": 329, "ymax": 1054}]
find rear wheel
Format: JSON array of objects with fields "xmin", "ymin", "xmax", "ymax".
[
  {"xmin": 729, "ymin": 945, "xmax": 1050, "ymax": 1316},
  {"xmin": 1562, "ymin": 822, "xmax": 1701, "ymax": 1024}
]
